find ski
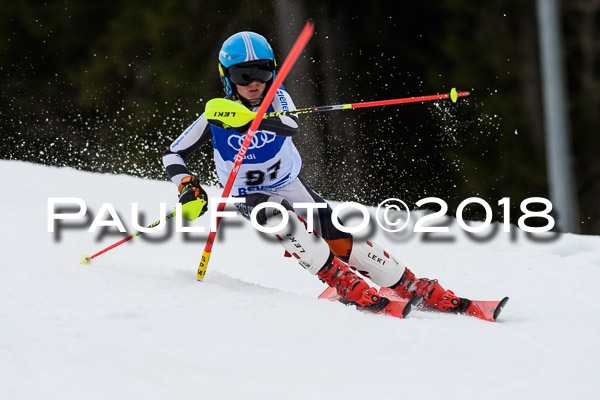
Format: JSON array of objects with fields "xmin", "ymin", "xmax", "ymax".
[
  {"xmin": 319, "ymin": 287, "xmax": 423, "ymax": 319},
  {"xmin": 379, "ymin": 287, "xmax": 509, "ymax": 322},
  {"xmin": 462, "ymin": 297, "xmax": 510, "ymax": 322}
]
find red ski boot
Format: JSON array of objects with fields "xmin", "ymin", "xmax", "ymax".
[
  {"xmin": 317, "ymin": 256, "xmax": 380, "ymax": 306},
  {"xmin": 391, "ymin": 268, "xmax": 466, "ymax": 311}
]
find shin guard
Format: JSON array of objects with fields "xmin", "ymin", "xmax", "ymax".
[
  {"xmin": 348, "ymin": 240, "xmax": 406, "ymax": 288},
  {"xmin": 268, "ymin": 210, "xmax": 331, "ymax": 275}
]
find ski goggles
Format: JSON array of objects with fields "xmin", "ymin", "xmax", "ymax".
[{"xmin": 228, "ymin": 61, "xmax": 273, "ymax": 86}]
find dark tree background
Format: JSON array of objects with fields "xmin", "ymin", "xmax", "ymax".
[{"xmin": 1, "ymin": 0, "xmax": 599, "ymax": 233}]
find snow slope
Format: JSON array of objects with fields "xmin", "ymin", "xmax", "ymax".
[{"xmin": 1, "ymin": 160, "xmax": 599, "ymax": 400}]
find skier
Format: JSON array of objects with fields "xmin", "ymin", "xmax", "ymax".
[{"xmin": 162, "ymin": 31, "xmax": 468, "ymax": 313}]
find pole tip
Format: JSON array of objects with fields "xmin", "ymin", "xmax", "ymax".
[{"xmin": 81, "ymin": 255, "xmax": 92, "ymax": 265}]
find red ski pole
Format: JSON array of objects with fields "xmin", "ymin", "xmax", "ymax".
[
  {"xmin": 271, "ymin": 88, "xmax": 469, "ymax": 116},
  {"xmin": 204, "ymin": 88, "xmax": 469, "ymax": 128},
  {"xmin": 81, "ymin": 210, "xmax": 176, "ymax": 265},
  {"xmin": 196, "ymin": 21, "xmax": 315, "ymax": 280}
]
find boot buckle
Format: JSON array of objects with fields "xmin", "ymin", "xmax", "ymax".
[
  {"xmin": 357, "ymin": 287, "xmax": 380, "ymax": 306},
  {"xmin": 438, "ymin": 290, "xmax": 460, "ymax": 311}
]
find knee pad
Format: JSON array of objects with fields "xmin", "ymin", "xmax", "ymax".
[
  {"xmin": 267, "ymin": 210, "xmax": 331, "ymax": 275},
  {"xmin": 348, "ymin": 240, "xmax": 406, "ymax": 287}
]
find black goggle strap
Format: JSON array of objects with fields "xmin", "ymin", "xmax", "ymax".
[{"xmin": 218, "ymin": 63, "xmax": 233, "ymax": 96}]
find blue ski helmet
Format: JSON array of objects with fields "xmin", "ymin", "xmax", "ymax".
[{"xmin": 218, "ymin": 32, "xmax": 277, "ymax": 97}]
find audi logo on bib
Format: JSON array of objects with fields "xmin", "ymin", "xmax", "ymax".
[{"xmin": 227, "ymin": 131, "xmax": 276, "ymax": 151}]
